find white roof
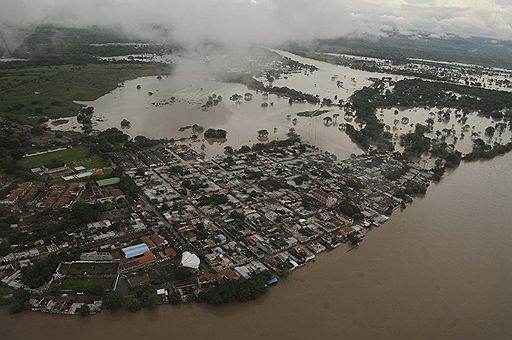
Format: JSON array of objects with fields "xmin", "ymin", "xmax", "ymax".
[{"xmin": 181, "ymin": 251, "xmax": 200, "ymax": 269}]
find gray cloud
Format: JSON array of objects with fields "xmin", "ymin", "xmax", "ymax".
[{"xmin": 1, "ymin": 0, "xmax": 512, "ymax": 53}]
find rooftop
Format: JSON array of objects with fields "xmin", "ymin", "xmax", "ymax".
[
  {"xmin": 96, "ymin": 177, "xmax": 121, "ymax": 187},
  {"xmin": 122, "ymin": 243, "xmax": 149, "ymax": 259}
]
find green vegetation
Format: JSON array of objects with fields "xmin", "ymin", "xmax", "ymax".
[
  {"xmin": 464, "ymin": 139, "xmax": 512, "ymax": 161},
  {"xmin": 345, "ymin": 83, "xmax": 392, "ymax": 151},
  {"xmin": 400, "ymin": 124, "xmax": 432, "ymax": 157},
  {"xmin": 79, "ymin": 304, "xmax": 90, "ymax": 316},
  {"xmin": 198, "ymin": 194, "xmax": 229, "ymax": 206},
  {"xmin": 17, "ymin": 146, "xmax": 108, "ymax": 169},
  {"xmin": 385, "ymin": 79, "xmax": 512, "ymax": 120},
  {"xmin": 296, "ymin": 110, "xmax": 330, "ymax": 117},
  {"xmin": 291, "ymin": 33, "xmax": 512, "ymax": 69},
  {"xmin": 347, "ymin": 233, "xmax": 362, "ymax": 245},
  {"xmin": 204, "ymin": 128, "xmax": 228, "ymax": 139},
  {"xmin": 222, "ymin": 72, "xmax": 320, "ymax": 104},
  {"xmin": 168, "ymin": 165, "xmax": 186, "ymax": 176},
  {"xmin": 229, "ymin": 211, "xmax": 246, "ymax": 223},
  {"xmin": 58, "ymin": 278, "xmax": 114, "ymax": 293},
  {"xmin": 197, "ymin": 271, "xmax": 272, "ymax": 305},
  {"xmin": 404, "ymin": 181, "xmax": 428, "ymax": 195},
  {"xmin": 103, "ymin": 291, "xmax": 125, "ymax": 310},
  {"xmin": 66, "ymin": 262, "xmax": 118, "ymax": 276},
  {"xmin": 0, "ymin": 63, "xmax": 170, "ymax": 123},
  {"xmin": 21, "ymin": 253, "xmax": 70, "ymax": 288},
  {"xmin": 71, "ymin": 202, "xmax": 103, "ymax": 224},
  {"xmin": 8, "ymin": 289, "xmax": 30, "ymax": 314},
  {"xmin": 430, "ymin": 142, "xmax": 462, "ymax": 168},
  {"xmin": 344, "ymin": 77, "xmax": 512, "ymax": 163},
  {"xmin": 338, "ymin": 200, "xmax": 362, "ymax": 220},
  {"xmin": 121, "ymin": 285, "xmax": 159, "ymax": 312}
]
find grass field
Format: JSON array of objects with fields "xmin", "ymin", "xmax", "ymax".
[
  {"xmin": 0, "ymin": 63, "xmax": 169, "ymax": 124},
  {"xmin": 67, "ymin": 262, "xmax": 119, "ymax": 276},
  {"xmin": 59, "ymin": 277, "xmax": 115, "ymax": 292},
  {"xmin": 17, "ymin": 146, "xmax": 109, "ymax": 169}
]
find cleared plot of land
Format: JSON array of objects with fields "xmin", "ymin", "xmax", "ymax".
[
  {"xmin": 66, "ymin": 262, "xmax": 119, "ymax": 276},
  {"xmin": 17, "ymin": 146, "xmax": 109, "ymax": 169},
  {"xmin": 51, "ymin": 262, "xmax": 119, "ymax": 293},
  {"xmin": 0, "ymin": 63, "xmax": 169, "ymax": 123},
  {"xmin": 59, "ymin": 277, "xmax": 115, "ymax": 292}
]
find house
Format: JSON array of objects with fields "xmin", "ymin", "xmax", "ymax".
[
  {"xmin": 42, "ymin": 161, "xmax": 68, "ymax": 175},
  {"xmin": 313, "ymin": 190, "xmax": 337, "ymax": 207}
]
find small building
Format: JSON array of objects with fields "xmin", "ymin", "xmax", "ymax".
[
  {"xmin": 313, "ymin": 190, "xmax": 337, "ymax": 207},
  {"xmin": 122, "ymin": 243, "xmax": 150, "ymax": 259},
  {"xmin": 96, "ymin": 177, "xmax": 121, "ymax": 188},
  {"xmin": 43, "ymin": 161, "xmax": 68, "ymax": 175}
]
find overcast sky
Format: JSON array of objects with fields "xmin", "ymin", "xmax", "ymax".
[{"xmin": 1, "ymin": 0, "xmax": 512, "ymax": 49}]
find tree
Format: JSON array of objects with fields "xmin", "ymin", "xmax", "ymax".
[
  {"xmin": 103, "ymin": 291, "xmax": 124, "ymax": 310},
  {"xmin": 169, "ymin": 291, "xmax": 182, "ymax": 305},
  {"xmin": 257, "ymin": 129, "xmax": 269, "ymax": 138},
  {"xmin": 347, "ymin": 233, "xmax": 361, "ymax": 245},
  {"xmin": 71, "ymin": 202, "xmax": 101, "ymax": 224},
  {"xmin": 125, "ymin": 297, "xmax": 141, "ymax": 312},
  {"xmin": 79, "ymin": 304, "xmax": 90, "ymax": 316},
  {"xmin": 230, "ymin": 211, "xmax": 246, "ymax": 223},
  {"xmin": 175, "ymin": 267, "xmax": 192, "ymax": 280},
  {"xmin": 204, "ymin": 129, "xmax": 227, "ymax": 139},
  {"xmin": 224, "ymin": 146, "xmax": 234, "ymax": 155}
]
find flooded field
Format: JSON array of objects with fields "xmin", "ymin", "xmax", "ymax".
[
  {"xmin": 49, "ymin": 50, "xmax": 511, "ymax": 161},
  {"xmin": 377, "ymin": 107, "xmax": 512, "ymax": 154}
]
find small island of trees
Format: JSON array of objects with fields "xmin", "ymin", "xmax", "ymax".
[{"xmin": 204, "ymin": 128, "xmax": 228, "ymax": 139}]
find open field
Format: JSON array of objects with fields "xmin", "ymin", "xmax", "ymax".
[
  {"xmin": 0, "ymin": 63, "xmax": 170, "ymax": 124},
  {"xmin": 58, "ymin": 277, "xmax": 115, "ymax": 292},
  {"xmin": 17, "ymin": 146, "xmax": 109, "ymax": 169},
  {"xmin": 66, "ymin": 262, "xmax": 119, "ymax": 276}
]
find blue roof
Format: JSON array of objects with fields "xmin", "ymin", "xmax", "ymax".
[
  {"xmin": 266, "ymin": 277, "xmax": 279, "ymax": 286},
  {"xmin": 122, "ymin": 243, "xmax": 149, "ymax": 259}
]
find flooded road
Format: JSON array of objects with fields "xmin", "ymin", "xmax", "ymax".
[{"xmin": 3, "ymin": 152, "xmax": 512, "ymax": 340}]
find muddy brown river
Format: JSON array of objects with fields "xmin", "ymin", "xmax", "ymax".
[{"xmin": 3, "ymin": 152, "xmax": 512, "ymax": 340}]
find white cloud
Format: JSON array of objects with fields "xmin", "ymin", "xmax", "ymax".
[{"xmin": 1, "ymin": 0, "xmax": 512, "ymax": 51}]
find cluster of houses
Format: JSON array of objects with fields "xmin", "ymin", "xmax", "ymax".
[
  {"xmin": 0, "ymin": 181, "xmax": 84, "ymax": 209},
  {"xmin": 0, "ymin": 138, "xmax": 433, "ymax": 314},
  {"xmin": 114, "ymin": 140, "xmax": 432, "ymax": 280}
]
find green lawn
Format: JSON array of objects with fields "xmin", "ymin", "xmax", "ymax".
[
  {"xmin": 59, "ymin": 277, "xmax": 115, "ymax": 292},
  {"xmin": 67, "ymin": 262, "xmax": 119, "ymax": 276},
  {"xmin": 0, "ymin": 63, "xmax": 169, "ymax": 123},
  {"xmin": 17, "ymin": 146, "xmax": 109, "ymax": 169}
]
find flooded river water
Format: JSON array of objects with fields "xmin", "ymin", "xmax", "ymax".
[{"xmin": 3, "ymin": 152, "xmax": 512, "ymax": 339}]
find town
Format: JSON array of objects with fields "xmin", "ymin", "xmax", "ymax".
[{"xmin": 0, "ymin": 135, "xmax": 432, "ymax": 315}]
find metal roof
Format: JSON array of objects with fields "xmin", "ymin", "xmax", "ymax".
[
  {"xmin": 96, "ymin": 177, "xmax": 120, "ymax": 187},
  {"xmin": 122, "ymin": 243, "xmax": 149, "ymax": 259}
]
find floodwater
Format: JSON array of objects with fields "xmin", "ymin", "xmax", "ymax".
[
  {"xmin": 49, "ymin": 50, "xmax": 402, "ymax": 159},
  {"xmin": 3, "ymin": 152, "xmax": 512, "ymax": 340},
  {"xmin": 377, "ymin": 107, "xmax": 512, "ymax": 154},
  {"xmin": 49, "ymin": 50, "xmax": 509, "ymax": 160}
]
